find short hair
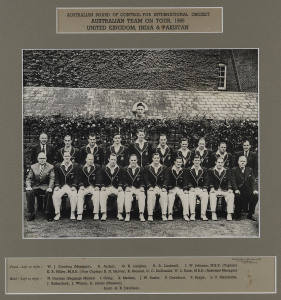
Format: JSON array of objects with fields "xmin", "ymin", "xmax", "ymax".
[
  {"xmin": 113, "ymin": 133, "xmax": 121, "ymax": 138},
  {"xmin": 198, "ymin": 138, "xmax": 206, "ymax": 143},
  {"xmin": 243, "ymin": 139, "xmax": 251, "ymax": 145},
  {"xmin": 193, "ymin": 155, "xmax": 201, "ymax": 160},
  {"xmin": 39, "ymin": 133, "xmax": 47, "ymax": 139},
  {"xmin": 216, "ymin": 156, "xmax": 224, "ymax": 162},
  {"xmin": 109, "ymin": 153, "xmax": 117, "ymax": 158},
  {"xmin": 159, "ymin": 133, "xmax": 167, "ymax": 139},
  {"xmin": 137, "ymin": 102, "xmax": 145, "ymax": 108},
  {"xmin": 63, "ymin": 151, "xmax": 71, "ymax": 157},
  {"xmin": 181, "ymin": 138, "xmax": 188, "ymax": 143},
  {"xmin": 129, "ymin": 154, "xmax": 138, "ymax": 160},
  {"xmin": 219, "ymin": 142, "xmax": 227, "ymax": 146},
  {"xmin": 64, "ymin": 135, "xmax": 72, "ymax": 140},
  {"xmin": 37, "ymin": 152, "xmax": 47, "ymax": 159},
  {"xmin": 152, "ymin": 153, "xmax": 160, "ymax": 159},
  {"xmin": 137, "ymin": 128, "xmax": 146, "ymax": 134},
  {"xmin": 86, "ymin": 153, "xmax": 94, "ymax": 159},
  {"xmin": 88, "ymin": 133, "xmax": 96, "ymax": 138},
  {"xmin": 238, "ymin": 155, "xmax": 247, "ymax": 162},
  {"xmin": 175, "ymin": 156, "xmax": 183, "ymax": 162}
]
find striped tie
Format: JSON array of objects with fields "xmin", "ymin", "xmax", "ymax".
[{"xmin": 39, "ymin": 165, "xmax": 44, "ymax": 180}]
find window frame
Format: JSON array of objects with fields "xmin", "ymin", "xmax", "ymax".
[{"xmin": 218, "ymin": 63, "xmax": 227, "ymax": 91}]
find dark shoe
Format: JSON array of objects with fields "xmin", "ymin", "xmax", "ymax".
[
  {"xmin": 247, "ymin": 214, "xmax": 257, "ymax": 221},
  {"xmin": 27, "ymin": 214, "xmax": 35, "ymax": 221},
  {"xmin": 234, "ymin": 214, "xmax": 241, "ymax": 221}
]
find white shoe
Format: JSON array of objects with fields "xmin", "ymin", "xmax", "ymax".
[
  {"xmin": 184, "ymin": 215, "xmax": 190, "ymax": 221},
  {"xmin": 148, "ymin": 215, "xmax": 153, "ymax": 222},
  {"xmin": 201, "ymin": 214, "xmax": 208, "ymax": 221},
  {"xmin": 70, "ymin": 212, "xmax": 76, "ymax": 220},
  {"xmin": 93, "ymin": 213, "xmax": 99, "ymax": 221},
  {"xmin": 190, "ymin": 213, "xmax": 195, "ymax": 221},
  {"xmin": 227, "ymin": 213, "xmax": 232, "ymax": 221},
  {"xmin": 162, "ymin": 214, "xmax": 167, "ymax": 221},
  {"xmin": 117, "ymin": 213, "xmax": 124, "ymax": 221},
  {"xmin": 77, "ymin": 214, "xmax": 82, "ymax": 221},
  {"xmin": 101, "ymin": 213, "xmax": 107, "ymax": 221},
  {"xmin": 139, "ymin": 213, "xmax": 145, "ymax": 222},
  {"xmin": 212, "ymin": 212, "xmax": 218, "ymax": 221},
  {"xmin": 168, "ymin": 214, "xmax": 173, "ymax": 221},
  {"xmin": 54, "ymin": 213, "xmax": 60, "ymax": 221},
  {"xmin": 125, "ymin": 214, "xmax": 130, "ymax": 222}
]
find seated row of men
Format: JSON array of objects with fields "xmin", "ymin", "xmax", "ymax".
[
  {"xmin": 26, "ymin": 149, "xmax": 258, "ymax": 223},
  {"xmin": 30, "ymin": 131, "xmax": 258, "ymax": 175}
]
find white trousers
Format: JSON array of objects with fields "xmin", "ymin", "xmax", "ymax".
[
  {"xmin": 52, "ymin": 185, "xmax": 78, "ymax": 214},
  {"xmin": 100, "ymin": 186, "xmax": 125, "ymax": 214},
  {"xmin": 125, "ymin": 187, "xmax": 146, "ymax": 213},
  {"xmin": 77, "ymin": 186, "xmax": 100, "ymax": 214},
  {"xmin": 168, "ymin": 187, "xmax": 189, "ymax": 216},
  {"xmin": 209, "ymin": 190, "xmax": 234, "ymax": 214},
  {"xmin": 189, "ymin": 188, "xmax": 209, "ymax": 215},
  {"xmin": 147, "ymin": 186, "xmax": 168, "ymax": 215}
]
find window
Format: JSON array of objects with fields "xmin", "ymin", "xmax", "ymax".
[{"xmin": 218, "ymin": 64, "xmax": 227, "ymax": 90}]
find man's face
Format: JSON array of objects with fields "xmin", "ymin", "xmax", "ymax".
[
  {"xmin": 63, "ymin": 152, "xmax": 71, "ymax": 163},
  {"xmin": 38, "ymin": 153, "xmax": 47, "ymax": 165},
  {"xmin": 193, "ymin": 158, "xmax": 201, "ymax": 167},
  {"xmin": 216, "ymin": 158, "xmax": 224, "ymax": 169},
  {"xmin": 238, "ymin": 157, "xmax": 247, "ymax": 168},
  {"xmin": 198, "ymin": 140, "xmax": 206, "ymax": 150},
  {"xmin": 152, "ymin": 155, "xmax": 160, "ymax": 164},
  {"xmin": 218, "ymin": 143, "xmax": 227, "ymax": 154},
  {"xmin": 130, "ymin": 156, "xmax": 138, "ymax": 167},
  {"xmin": 109, "ymin": 156, "xmax": 117, "ymax": 167},
  {"xmin": 181, "ymin": 141, "xmax": 188, "ymax": 149},
  {"xmin": 175, "ymin": 159, "xmax": 183, "ymax": 168},
  {"xmin": 86, "ymin": 155, "xmax": 94, "ymax": 166},
  {"xmin": 136, "ymin": 106, "xmax": 145, "ymax": 116},
  {"xmin": 88, "ymin": 136, "xmax": 96, "ymax": 147},
  {"xmin": 137, "ymin": 131, "xmax": 145, "ymax": 141},
  {"xmin": 243, "ymin": 141, "xmax": 251, "ymax": 152},
  {"xmin": 64, "ymin": 136, "xmax": 72, "ymax": 147},
  {"xmin": 113, "ymin": 135, "xmax": 121, "ymax": 144},
  {"xmin": 159, "ymin": 136, "xmax": 167, "ymax": 146},
  {"xmin": 39, "ymin": 134, "xmax": 48, "ymax": 145}
]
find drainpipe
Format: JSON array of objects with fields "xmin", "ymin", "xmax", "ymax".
[{"xmin": 231, "ymin": 50, "xmax": 241, "ymax": 92}]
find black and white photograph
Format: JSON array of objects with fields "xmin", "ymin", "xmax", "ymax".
[{"xmin": 23, "ymin": 49, "xmax": 259, "ymax": 238}]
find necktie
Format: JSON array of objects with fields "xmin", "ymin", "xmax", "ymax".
[
  {"xmin": 244, "ymin": 151, "xmax": 248, "ymax": 157},
  {"xmin": 39, "ymin": 165, "xmax": 44, "ymax": 179},
  {"xmin": 42, "ymin": 145, "xmax": 45, "ymax": 153}
]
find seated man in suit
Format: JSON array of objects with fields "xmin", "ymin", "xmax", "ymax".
[
  {"xmin": 52, "ymin": 151, "xmax": 79, "ymax": 221},
  {"xmin": 123, "ymin": 154, "xmax": 146, "ymax": 222},
  {"xmin": 209, "ymin": 142, "xmax": 233, "ymax": 169},
  {"xmin": 209, "ymin": 157, "xmax": 234, "ymax": 221},
  {"xmin": 155, "ymin": 134, "xmax": 175, "ymax": 167},
  {"xmin": 177, "ymin": 138, "xmax": 193, "ymax": 168},
  {"xmin": 164, "ymin": 157, "xmax": 189, "ymax": 221},
  {"xmin": 100, "ymin": 153, "xmax": 125, "ymax": 221},
  {"xmin": 30, "ymin": 133, "xmax": 55, "ymax": 165},
  {"xmin": 193, "ymin": 138, "xmax": 211, "ymax": 169},
  {"xmin": 144, "ymin": 153, "xmax": 168, "ymax": 221},
  {"xmin": 80, "ymin": 133, "xmax": 104, "ymax": 166},
  {"xmin": 129, "ymin": 128, "xmax": 153, "ymax": 167},
  {"xmin": 25, "ymin": 152, "xmax": 55, "ymax": 221},
  {"xmin": 105, "ymin": 133, "xmax": 129, "ymax": 167},
  {"xmin": 77, "ymin": 154, "xmax": 102, "ymax": 221},
  {"xmin": 56, "ymin": 135, "xmax": 80, "ymax": 164},
  {"xmin": 187, "ymin": 155, "xmax": 209, "ymax": 221},
  {"xmin": 231, "ymin": 156, "xmax": 259, "ymax": 221}
]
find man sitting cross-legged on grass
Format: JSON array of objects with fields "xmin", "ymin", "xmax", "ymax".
[
  {"xmin": 77, "ymin": 153, "xmax": 102, "ymax": 221},
  {"xmin": 123, "ymin": 154, "xmax": 146, "ymax": 222}
]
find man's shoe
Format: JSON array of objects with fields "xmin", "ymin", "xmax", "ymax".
[
  {"xmin": 212, "ymin": 212, "xmax": 218, "ymax": 221},
  {"xmin": 101, "ymin": 213, "xmax": 107, "ymax": 221},
  {"xmin": 148, "ymin": 215, "xmax": 153, "ymax": 222},
  {"xmin": 70, "ymin": 212, "xmax": 76, "ymax": 220},
  {"xmin": 54, "ymin": 213, "xmax": 60, "ymax": 221},
  {"xmin": 162, "ymin": 214, "xmax": 168, "ymax": 221},
  {"xmin": 139, "ymin": 213, "xmax": 145, "ymax": 222},
  {"xmin": 227, "ymin": 214, "xmax": 232, "ymax": 221},
  {"xmin": 201, "ymin": 214, "xmax": 209, "ymax": 221},
  {"xmin": 247, "ymin": 214, "xmax": 257, "ymax": 221},
  {"xmin": 190, "ymin": 213, "xmax": 195, "ymax": 221},
  {"xmin": 27, "ymin": 214, "xmax": 35, "ymax": 221},
  {"xmin": 77, "ymin": 214, "xmax": 82, "ymax": 221},
  {"xmin": 93, "ymin": 213, "xmax": 99, "ymax": 221},
  {"xmin": 168, "ymin": 214, "xmax": 173, "ymax": 221},
  {"xmin": 117, "ymin": 213, "xmax": 124, "ymax": 221},
  {"xmin": 183, "ymin": 215, "xmax": 190, "ymax": 221},
  {"xmin": 125, "ymin": 213, "xmax": 130, "ymax": 222}
]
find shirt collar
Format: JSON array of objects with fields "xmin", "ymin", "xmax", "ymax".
[
  {"xmin": 106, "ymin": 163, "xmax": 118, "ymax": 169},
  {"xmin": 196, "ymin": 147, "xmax": 207, "ymax": 152},
  {"xmin": 61, "ymin": 161, "xmax": 73, "ymax": 167},
  {"xmin": 179, "ymin": 147, "xmax": 189, "ymax": 152},
  {"xmin": 150, "ymin": 163, "xmax": 162, "ymax": 168},
  {"xmin": 191, "ymin": 165, "xmax": 202, "ymax": 171},
  {"xmin": 157, "ymin": 144, "xmax": 168, "ymax": 150},
  {"xmin": 84, "ymin": 164, "xmax": 94, "ymax": 168},
  {"xmin": 216, "ymin": 150, "xmax": 227, "ymax": 157},
  {"xmin": 135, "ymin": 139, "xmax": 147, "ymax": 144},
  {"xmin": 172, "ymin": 165, "xmax": 182, "ymax": 172},
  {"xmin": 213, "ymin": 166, "xmax": 225, "ymax": 172},
  {"xmin": 129, "ymin": 164, "xmax": 139, "ymax": 169},
  {"xmin": 87, "ymin": 144, "xmax": 97, "ymax": 149}
]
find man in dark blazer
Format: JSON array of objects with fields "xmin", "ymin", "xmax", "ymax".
[
  {"xmin": 52, "ymin": 151, "xmax": 79, "ymax": 221},
  {"xmin": 25, "ymin": 152, "xmax": 55, "ymax": 221},
  {"xmin": 30, "ymin": 133, "xmax": 55, "ymax": 165},
  {"xmin": 163, "ymin": 157, "xmax": 189, "ymax": 221},
  {"xmin": 192, "ymin": 138, "xmax": 211, "ymax": 169},
  {"xmin": 209, "ymin": 142, "xmax": 233, "ymax": 169},
  {"xmin": 77, "ymin": 154, "xmax": 102, "ymax": 221},
  {"xmin": 177, "ymin": 138, "xmax": 193, "ymax": 168},
  {"xmin": 80, "ymin": 133, "xmax": 104, "ymax": 166},
  {"xmin": 56, "ymin": 135, "xmax": 80, "ymax": 164},
  {"xmin": 123, "ymin": 154, "xmax": 146, "ymax": 222},
  {"xmin": 144, "ymin": 153, "xmax": 168, "ymax": 221},
  {"xmin": 155, "ymin": 134, "xmax": 175, "ymax": 167},
  {"xmin": 100, "ymin": 153, "xmax": 125, "ymax": 221},
  {"xmin": 105, "ymin": 133, "xmax": 129, "ymax": 167},
  {"xmin": 187, "ymin": 155, "xmax": 209, "ymax": 221},
  {"xmin": 231, "ymin": 156, "xmax": 258, "ymax": 221}
]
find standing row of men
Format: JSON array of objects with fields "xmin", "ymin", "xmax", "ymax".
[{"xmin": 25, "ymin": 130, "xmax": 258, "ymax": 223}]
